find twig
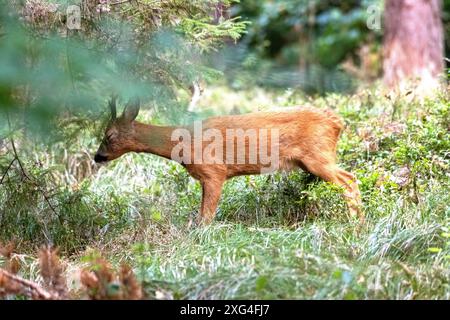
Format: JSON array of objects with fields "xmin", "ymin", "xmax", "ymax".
[
  {"xmin": 188, "ymin": 80, "xmax": 203, "ymax": 112},
  {"xmin": 6, "ymin": 112, "xmax": 62, "ymax": 225},
  {"xmin": 0, "ymin": 158, "xmax": 16, "ymax": 185},
  {"xmin": 9, "ymin": 134, "xmax": 30, "ymax": 181},
  {"xmin": 110, "ymin": 0, "xmax": 131, "ymax": 5}
]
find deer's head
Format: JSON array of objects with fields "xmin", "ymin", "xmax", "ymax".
[{"xmin": 94, "ymin": 97, "xmax": 141, "ymax": 163}]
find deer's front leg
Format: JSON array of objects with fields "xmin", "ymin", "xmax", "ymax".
[{"xmin": 197, "ymin": 179, "xmax": 225, "ymax": 225}]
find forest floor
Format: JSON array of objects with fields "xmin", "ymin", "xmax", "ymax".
[{"xmin": 1, "ymin": 86, "xmax": 449, "ymax": 299}]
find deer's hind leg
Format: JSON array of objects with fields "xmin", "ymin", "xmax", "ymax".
[
  {"xmin": 298, "ymin": 153, "xmax": 363, "ymax": 222},
  {"xmin": 335, "ymin": 168, "xmax": 363, "ymax": 221}
]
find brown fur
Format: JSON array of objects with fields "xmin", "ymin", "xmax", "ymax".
[{"xmin": 96, "ymin": 102, "xmax": 363, "ymax": 225}]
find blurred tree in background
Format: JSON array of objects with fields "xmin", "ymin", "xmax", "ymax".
[{"xmin": 383, "ymin": 0, "xmax": 445, "ymax": 92}]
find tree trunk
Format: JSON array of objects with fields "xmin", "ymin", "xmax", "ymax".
[{"xmin": 383, "ymin": 0, "xmax": 444, "ymax": 91}]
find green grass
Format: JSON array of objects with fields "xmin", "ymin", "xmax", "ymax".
[
  {"xmin": 0, "ymin": 86, "xmax": 449, "ymax": 299},
  {"xmin": 134, "ymin": 219, "xmax": 448, "ymax": 299}
]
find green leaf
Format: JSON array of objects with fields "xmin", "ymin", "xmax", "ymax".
[
  {"xmin": 151, "ymin": 209, "xmax": 162, "ymax": 222},
  {"xmin": 344, "ymin": 291, "xmax": 357, "ymax": 300},
  {"xmin": 255, "ymin": 275, "xmax": 268, "ymax": 291}
]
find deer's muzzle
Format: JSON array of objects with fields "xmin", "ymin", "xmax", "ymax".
[{"xmin": 94, "ymin": 153, "xmax": 108, "ymax": 163}]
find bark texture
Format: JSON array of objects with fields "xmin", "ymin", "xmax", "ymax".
[{"xmin": 383, "ymin": 0, "xmax": 445, "ymax": 90}]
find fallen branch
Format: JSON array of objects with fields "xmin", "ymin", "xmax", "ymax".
[{"xmin": 0, "ymin": 268, "xmax": 55, "ymax": 300}]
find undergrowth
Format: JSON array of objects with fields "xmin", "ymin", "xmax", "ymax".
[{"xmin": 0, "ymin": 86, "xmax": 449, "ymax": 299}]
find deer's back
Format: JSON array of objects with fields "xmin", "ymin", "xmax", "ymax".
[{"xmin": 184, "ymin": 107, "xmax": 344, "ymax": 180}]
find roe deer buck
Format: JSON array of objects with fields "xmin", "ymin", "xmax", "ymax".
[{"xmin": 95, "ymin": 98, "xmax": 363, "ymax": 225}]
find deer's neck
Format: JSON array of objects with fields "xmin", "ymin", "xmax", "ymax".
[{"xmin": 134, "ymin": 122, "xmax": 179, "ymax": 160}]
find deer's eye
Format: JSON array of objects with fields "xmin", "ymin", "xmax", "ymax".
[{"xmin": 107, "ymin": 133, "xmax": 116, "ymax": 141}]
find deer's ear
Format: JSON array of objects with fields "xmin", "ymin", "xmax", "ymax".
[
  {"xmin": 122, "ymin": 98, "xmax": 140, "ymax": 122},
  {"xmin": 109, "ymin": 95, "xmax": 117, "ymax": 120}
]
